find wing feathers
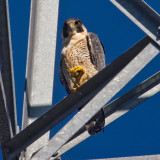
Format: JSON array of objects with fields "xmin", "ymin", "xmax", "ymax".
[
  {"xmin": 59, "ymin": 59, "xmax": 71, "ymax": 94},
  {"xmin": 87, "ymin": 32, "xmax": 105, "ymax": 71}
]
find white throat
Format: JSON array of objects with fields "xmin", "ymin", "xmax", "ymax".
[
  {"xmin": 61, "ymin": 32, "xmax": 88, "ymax": 56},
  {"xmin": 63, "ymin": 32, "xmax": 87, "ymax": 46}
]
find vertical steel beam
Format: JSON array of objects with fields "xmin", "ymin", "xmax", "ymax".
[
  {"xmin": 53, "ymin": 71, "xmax": 160, "ymax": 159},
  {"xmin": 22, "ymin": 0, "xmax": 59, "ymax": 159},
  {"xmin": 31, "ymin": 37, "xmax": 160, "ymax": 160},
  {"xmin": 110, "ymin": 0, "xmax": 160, "ymax": 46},
  {"xmin": 0, "ymin": 75, "xmax": 15, "ymax": 160},
  {"xmin": 0, "ymin": 0, "xmax": 18, "ymax": 137}
]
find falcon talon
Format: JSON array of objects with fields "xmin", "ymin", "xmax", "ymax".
[
  {"xmin": 75, "ymin": 83, "xmax": 80, "ymax": 88},
  {"xmin": 70, "ymin": 66, "xmax": 85, "ymax": 76},
  {"xmin": 72, "ymin": 87, "xmax": 77, "ymax": 91},
  {"xmin": 71, "ymin": 83, "xmax": 80, "ymax": 92}
]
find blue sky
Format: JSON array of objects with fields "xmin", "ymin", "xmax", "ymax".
[{"xmin": 1, "ymin": 0, "xmax": 160, "ymax": 159}]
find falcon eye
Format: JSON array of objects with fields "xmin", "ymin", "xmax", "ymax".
[{"xmin": 75, "ymin": 21, "xmax": 80, "ymax": 25}]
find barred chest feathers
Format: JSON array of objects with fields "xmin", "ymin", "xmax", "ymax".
[{"xmin": 62, "ymin": 33, "xmax": 91, "ymax": 68}]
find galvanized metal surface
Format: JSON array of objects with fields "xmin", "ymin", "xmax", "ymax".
[
  {"xmin": 110, "ymin": 0, "xmax": 160, "ymax": 46},
  {"xmin": 53, "ymin": 71, "xmax": 160, "ymax": 159},
  {"xmin": 0, "ymin": 0, "xmax": 18, "ymax": 137},
  {"xmin": 3, "ymin": 36, "xmax": 155, "ymax": 160},
  {"xmin": 21, "ymin": 0, "xmax": 59, "ymax": 159},
  {"xmin": 31, "ymin": 36, "xmax": 160, "ymax": 160},
  {"xmin": 91, "ymin": 154, "xmax": 160, "ymax": 160}
]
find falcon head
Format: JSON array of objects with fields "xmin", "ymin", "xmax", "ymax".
[{"xmin": 62, "ymin": 18, "xmax": 87, "ymax": 39}]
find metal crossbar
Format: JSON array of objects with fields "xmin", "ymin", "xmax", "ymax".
[{"xmin": 53, "ymin": 71, "xmax": 160, "ymax": 159}]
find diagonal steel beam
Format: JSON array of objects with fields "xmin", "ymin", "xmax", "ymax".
[
  {"xmin": 3, "ymin": 36, "xmax": 159, "ymax": 160},
  {"xmin": 110, "ymin": 0, "xmax": 160, "ymax": 46},
  {"xmin": 90, "ymin": 154, "xmax": 160, "ymax": 160},
  {"xmin": 31, "ymin": 36, "xmax": 160, "ymax": 160},
  {"xmin": 0, "ymin": 0, "xmax": 18, "ymax": 138},
  {"xmin": 53, "ymin": 71, "xmax": 160, "ymax": 159}
]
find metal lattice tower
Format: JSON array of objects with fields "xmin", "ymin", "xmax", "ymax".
[{"xmin": 0, "ymin": 0, "xmax": 160, "ymax": 160}]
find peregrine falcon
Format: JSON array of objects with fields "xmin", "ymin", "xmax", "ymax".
[{"xmin": 59, "ymin": 18, "xmax": 105, "ymax": 136}]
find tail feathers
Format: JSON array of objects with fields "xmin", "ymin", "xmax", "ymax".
[{"xmin": 85, "ymin": 109, "xmax": 105, "ymax": 136}]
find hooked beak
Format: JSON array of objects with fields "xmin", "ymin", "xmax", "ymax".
[{"xmin": 69, "ymin": 23, "xmax": 76, "ymax": 31}]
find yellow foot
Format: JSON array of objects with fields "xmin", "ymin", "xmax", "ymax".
[{"xmin": 70, "ymin": 66, "xmax": 85, "ymax": 80}]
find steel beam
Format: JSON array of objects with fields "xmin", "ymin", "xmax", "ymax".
[
  {"xmin": 0, "ymin": 0, "xmax": 18, "ymax": 137},
  {"xmin": 110, "ymin": 0, "xmax": 160, "ymax": 46},
  {"xmin": 31, "ymin": 36, "xmax": 160, "ymax": 160},
  {"xmin": 0, "ymin": 74, "xmax": 15, "ymax": 160},
  {"xmin": 21, "ymin": 0, "xmax": 59, "ymax": 159},
  {"xmin": 3, "ymin": 36, "xmax": 159, "ymax": 160},
  {"xmin": 53, "ymin": 71, "xmax": 160, "ymax": 159},
  {"xmin": 91, "ymin": 154, "xmax": 160, "ymax": 160},
  {"xmin": 0, "ymin": 74, "xmax": 12, "ymax": 143}
]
